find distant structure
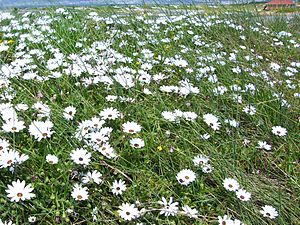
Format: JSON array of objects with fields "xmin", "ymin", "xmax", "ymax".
[{"xmin": 264, "ymin": 0, "xmax": 296, "ymax": 10}]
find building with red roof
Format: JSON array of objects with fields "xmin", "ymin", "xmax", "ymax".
[{"xmin": 264, "ymin": 0, "xmax": 296, "ymax": 10}]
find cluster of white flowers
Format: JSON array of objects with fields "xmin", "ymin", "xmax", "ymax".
[
  {"xmin": 193, "ymin": 154, "xmax": 213, "ymax": 173},
  {"xmin": 0, "ymin": 149, "xmax": 28, "ymax": 169},
  {"xmin": 117, "ymin": 196, "xmax": 199, "ymax": 222},
  {"xmin": 0, "ymin": 103, "xmax": 25, "ymax": 133},
  {"xmin": 74, "ymin": 116, "xmax": 117, "ymax": 159},
  {"xmin": 257, "ymin": 141, "xmax": 272, "ymax": 151},
  {"xmin": 33, "ymin": 102, "xmax": 51, "ymax": 118},
  {"xmin": 218, "ymin": 215, "xmax": 246, "ymax": 225},
  {"xmin": 157, "ymin": 197, "xmax": 199, "ymax": 218},
  {"xmin": 0, "ymin": 139, "xmax": 28, "ymax": 169},
  {"xmin": 159, "ymin": 79, "xmax": 199, "ymax": 96},
  {"xmin": 223, "ymin": 178, "xmax": 251, "ymax": 202},
  {"xmin": 0, "ymin": 7, "xmax": 297, "ymax": 224},
  {"xmin": 162, "ymin": 110, "xmax": 198, "ymax": 122},
  {"xmin": 243, "ymin": 104, "xmax": 256, "ymax": 115}
]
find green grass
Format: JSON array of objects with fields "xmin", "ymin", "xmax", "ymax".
[{"xmin": 0, "ymin": 5, "xmax": 299, "ymax": 225}]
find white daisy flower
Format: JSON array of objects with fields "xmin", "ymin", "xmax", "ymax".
[
  {"xmin": 0, "ymin": 43, "xmax": 9, "ymax": 52},
  {"xmin": 2, "ymin": 120, "xmax": 25, "ymax": 133},
  {"xmin": 236, "ymin": 189, "xmax": 251, "ymax": 201},
  {"xmin": 260, "ymin": 205, "xmax": 278, "ymax": 219},
  {"xmin": 183, "ymin": 112, "xmax": 198, "ymax": 121},
  {"xmin": 270, "ymin": 62, "xmax": 281, "ymax": 71},
  {"xmin": 181, "ymin": 205, "xmax": 198, "ymax": 218},
  {"xmin": 90, "ymin": 117, "xmax": 105, "ymax": 130},
  {"xmin": 122, "ymin": 121, "xmax": 142, "ymax": 134},
  {"xmin": 218, "ymin": 215, "xmax": 245, "ymax": 225},
  {"xmin": 176, "ymin": 169, "xmax": 196, "ymax": 186},
  {"xmin": 0, "ymin": 106, "xmax": 17, "ymax": 122},
  {"xmin": 46, "ymin": 154, "xmax": 58, "ymax": 164},
  {"xmin": 28, "ymin": 216, "xmax": 36, "ymax": 223},
  {"xmin": 0, "ymin": 219, "xmax": 15, "ymax": 225},
  {"xmin": 111, "ymin": 179, "xmax": 127, "ymax": 195},
  {"xmin": 271, "ymin": 126, "xmax": 287, "ymax": 137},
  {"xmin": 89, "ymin": 132, "xmax": 109, "ymax": 145},
  {"xmin": 223, "ymin": 178, "xmax": 239, "ymax": 192},
  {"xmin": 200, "ymin": 133, "xmax": 211, "ymax": 140},
  {"xmin": 98, "ymin": 143, "xmax": 118, "ymax": 159},
  {"xmin": 28, "ymin": 120, "xmax": 54, "ymax": 141},
  {"xmin": 143, "ymin": 88, "xmax": 152, "ymax": 95},
  {"xmin": 106, "ymin": 95, "xmax": 118, "ymax": 102},
  {"xmin": 71, "ymin": 184, "xmax": 89, "ymax": 201},
  {"xmin": 6, "ymin": 179, "xmax": 35, "ymax": 202},
  {"xmin": 130, "ymin": 138, "xmax": 145, "ymax": 148},
  {"xmin": 162, "ymin": 111, "xmax": 177, "ymax": 122},
  {"xmin": 70, "ymin": 148, "xmax": 91, "ymax": 166},
  {"xmin": 257, "ymin": 141, "xmax": 272, "ymax": 151},
  {"xmin": 99, "ymin": 107, "xmax": 120, "ymax": 120},
  {"xmin": 82, "ymin": 170, "xmax": 102, "ymax": 184},
  {"xmin": 224, "ymin": 119, "xmax": 240, "ymax": 128},
  {"xmin": 158, "ymin": 197, "xmax": 179, "ymax": 217},
  {"xmin": 15, "ymin": 103, "xmax": 29, "ymax": 111},
  {"xmin": 0, "ymin": 149, "xmax": 28, "ymax": 168},
  {"xmin": 63, "ymin": 106, "xmax": 76, "ymax": 120},
  {"xmin": 218, "ymin": 215, "xmax": 230, "ymax": 225},
  {"xmin": 203, "ymin": 113, "xmax": 221, "ymax": 130},
  {"xmin": 0, "ymin": 139, "xmax": 10, "ymax": 152},
  {"xmin": 243, "ymin": 139, "xmax": 251, "ymax": 147},
  {"xmin": 193, "ymin": 155, "xmax": 210, "ymax": 166},
  {"xmin": 202, "ymin": 164, "xmax": 213, "ymax": 173},
  {"xmin": 118, "ymin": 203, "xmax": 140, "ymax": 221}
]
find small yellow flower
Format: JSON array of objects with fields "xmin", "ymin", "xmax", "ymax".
[
  {"xmin": 135, "ymin": 61, "xmax": 141, "ymax": 65},
  {"xmin": 8, "ymin": 40, "xmax": 14, "ymax": 44},
  {"xmin": 157, "ymin": 145, "xmax": 163, "ymax": 151}
]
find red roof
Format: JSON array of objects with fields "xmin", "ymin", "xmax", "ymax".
[{"xmin": 266, "ymin": 0, "xmax": 295, "ymax": 4}]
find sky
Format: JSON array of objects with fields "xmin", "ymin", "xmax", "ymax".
[{"xmin": 0, "ymin": 0, "xmax": 266, "ymax": 9}]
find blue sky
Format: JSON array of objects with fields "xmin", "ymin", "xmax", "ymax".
[{"xmin": 0, "ymin": 0, "xmax": 267, "ymax": 9}]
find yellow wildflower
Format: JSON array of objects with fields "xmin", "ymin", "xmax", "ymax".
[{"xmin": 157, "ymin": 145, "xmax": 163, "ymax": 151}]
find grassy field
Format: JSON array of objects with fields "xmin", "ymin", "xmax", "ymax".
[{"xmin": 0, "ymin": 5, "xmax": 299, "ymax": 225}]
